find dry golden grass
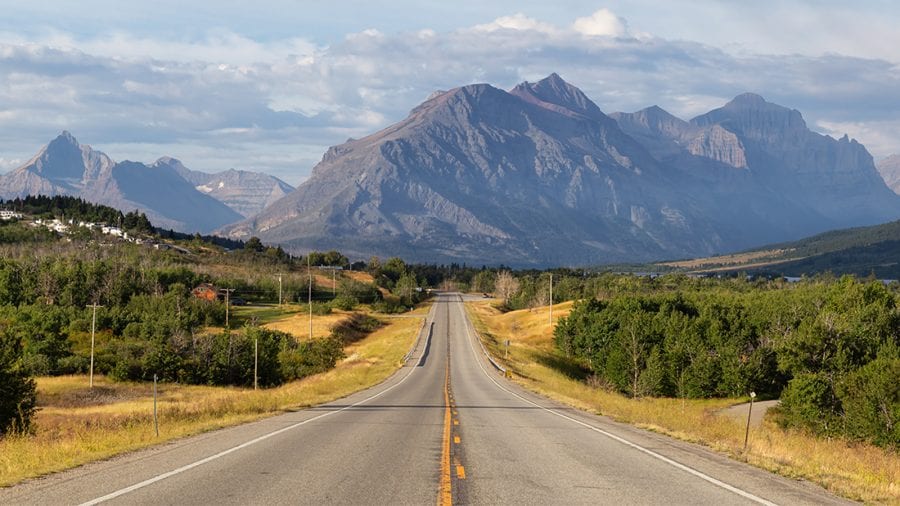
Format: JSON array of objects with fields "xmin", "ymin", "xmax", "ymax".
[
  {"xmin": 661, "ymin": 248, "xmax": 796, "ymax": 270},
  {"xmin": 262, "ymin": 307, "xmax": 353, "ymax": 339},
  {"xmin": 0, "ymin": 305, "xmax": 428, "ymax": 487},
  {"xmin": 465, "ymin": 300, "xmax": 900, "ymax": 505},
  {"xmin": 345, "ymin": 271, "xmax": 375, "ymax": 284}
]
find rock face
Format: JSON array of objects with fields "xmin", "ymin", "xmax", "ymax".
[
  {"xmin": 877, "ymin": 155, "xmax": 900, "ymax": 194},
  {"xmin": 0, "ymin": 133, "xmax": 243, "ymax": 233},
  {"xmin": 165, "ymin": 160, "xmax": 294, "ymax": 218},
  {"xmin": 222, "ymin": 74, "xmax": 900, "ymax": 265}
]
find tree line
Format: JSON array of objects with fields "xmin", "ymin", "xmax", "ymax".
[{"xmin": 553, "ymin": 276, "xmax": 899, "ymax": 449}]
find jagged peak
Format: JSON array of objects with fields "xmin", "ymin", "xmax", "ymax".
[
  {"xmin": 153, "ymin": 156, "xmax": 186, "ymax": 168},
  {"xmin": 48, "ymin": 130, "xmax": 80, "ymax": 149},
  {"xmin": 510, "ymin": 73, "xmax": 607, "ymax": 120},
  {"xmin": 57, "ymin": 130, "xmax": 78, "ymax": 143}
]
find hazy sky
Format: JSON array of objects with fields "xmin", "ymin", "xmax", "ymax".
[{"xmin": 2, "ymin": 1, "xmax": 899, "ymax": 185}]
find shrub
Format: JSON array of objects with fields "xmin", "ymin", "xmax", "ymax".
[
  {"xmin": 330, "ymin": 294, "xmax": 359, "ymax": 311},
  {"xmin": 776, "ymin": 372, "xmax": 842, "ymax": 436},
  {"xmin": 838, "ymin": 355, "xmax": 900, "ymax": 448},
  {"xmin": 0, "ymin": 330, "xmax": 36, "ymax": 435},
  {"xmin": 310, "ymin": 302, "xmax": 332, "ymax": 316}
]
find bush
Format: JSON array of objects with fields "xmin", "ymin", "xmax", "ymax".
[
  {"xmin": 279, "ymin": 336, "xmax": 345, "ymax": 381},
  {"xmin": 310, "ymin": 302, "xmax": 332, "ymax": 316},
  {"xmin": 776, "ymin": 373, "xmax": 842, "ymax": 436},
  {"xmin": 371, "ymin": 299, "xmax": 407, "ymax": 314},
  {"xmin": 838, "ymin": 356, "xmax": 900, "ymax": 448},
  {"xmin": 330, "ymin": 294, "xmax": 359, "ymax": 311},
  {"xmin": 0, "ymin": 331, "xmax": 36, "ymax": 435}
]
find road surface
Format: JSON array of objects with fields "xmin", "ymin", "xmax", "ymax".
[{"xmin": 1, "ymin": 293, "xmax": 849, "ymax": 505}]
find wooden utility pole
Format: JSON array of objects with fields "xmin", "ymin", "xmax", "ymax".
[
  {"xmin": 87, "ymin": 303, "xmax": 103, "ymax": 388},
  {"xmin": 277, "ymin": 273, "xmax": 283, "ymax": 307},
  {"xmin": 308, "ymin": 255, "xmax": 313, "ymax": 340},
  {"xmin": 221, "ymin": 288, "xmax": 235, "ymax": 328},
  {"xmin": 549, "ymin": 273, "xmax": 553, "ymax": 328}
]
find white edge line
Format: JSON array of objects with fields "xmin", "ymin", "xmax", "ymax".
[
  {"xmin": 455, "ymin": 297, "xmax": 778, "ymax": 506},
  {"xmin": 79, "ymin": 308, "xmax": 433, "ymax": 506}
]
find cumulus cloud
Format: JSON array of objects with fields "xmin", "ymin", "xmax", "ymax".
[
  {"xmin": 572, "ymin": 9, "xmax": 629, "ymax": 37},
  {"xmin": 2, "ymin": 7, "xmax": 900, "ymax": 186}
]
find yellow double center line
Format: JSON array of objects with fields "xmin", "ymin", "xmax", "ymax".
[{"xmin": 439, "ymin": 360, "xmax": 452, "ymax": 506}]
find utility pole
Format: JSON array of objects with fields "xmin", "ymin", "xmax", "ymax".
[
  {"xmin": 549, "ymin": 273, "xmax": 553, "ymax": 328},
  {"xmin": 277, "ymin": 273, "xmax": 283, "ymax": 307},
  {"xmin": 87, "ymin": 303, "xmax": 103, "ymax": 388},
  {"xmin": 308, "ymin": 255, "xmax": 313, "ymax": 340},
  {"xmin": 221, "ymin": 288, "xmax": 235, "ymax": 328}
]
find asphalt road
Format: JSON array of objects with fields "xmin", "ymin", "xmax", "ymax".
[{"xmin": 1, "ymin": 293, "xmax": 850, "ymax": 505}]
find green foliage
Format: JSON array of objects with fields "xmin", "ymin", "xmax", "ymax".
[
  {"xmin": 0, "ymin": 221, "xmax": 57, "ymax": 244},
  {"xmin": 330, "ymin": 294, "xmax": 359, "ymax": 311},
  {"xmin": 777, "ymin": 372, "xmax": 843, "ymax": 436},
  {"xmin": 837, "ymin": 354, "xmax": 900, "ymax": 448},
  {"xmin": 310, "ymin": 301, "xmax": 332, "ymax": 316},
  {"xmin": 554, "ymin": 275, "xmax": 900, "ymax": 449},
  {"xmin": 0, "ymin": 327, "xmax": 36, "ymax": 436},
  {"xmin": 337, "ymin": 279, "xmax": 381, "ymax": 304},
  {"xmin": 279, "ymin": 336, "xmax": 345, "ymax": 381}
]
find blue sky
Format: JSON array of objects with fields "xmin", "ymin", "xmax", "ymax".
[{"xmin": 2, "ymin": 1, "xmax": 899, "ymax": 185}]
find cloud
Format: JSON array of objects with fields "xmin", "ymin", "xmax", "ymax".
[
  {"xmin": 572, "ymin": 9, "xmax": 629, "ymax": 37},
  {"xmin": 473, "ymin": 13, "xmax": 556, "ymax": 34},
  {"xmin": 2, "ymin": 7, "xmax": 900, "ymax": 187}
]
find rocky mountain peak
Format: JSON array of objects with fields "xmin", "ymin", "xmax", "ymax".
[
  {"xmin": 877, "ymin": 154, "xmax": 900, "ymax": 195},
  {"xmin": 510, "ymin": 73, "xmax": 607, "ymax": 120},
  {"xmin": 691, "ymin": 92, "xmax": 808, "ymax": 143}
]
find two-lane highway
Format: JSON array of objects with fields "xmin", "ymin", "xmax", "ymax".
[{"xmin": 1, "ymin": 293, "xmax": 850, "ymax": 505}]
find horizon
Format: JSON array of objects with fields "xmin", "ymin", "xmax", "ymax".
[{"xmin": 1, "ymin": 1, "xmax": 899, "ymax": 185}]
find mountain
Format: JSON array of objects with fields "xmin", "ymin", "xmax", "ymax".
[
  {"xmin": 877, "ymin": 155, "xmax": 900, "ymax": 194},
  {"xmin": 0, "ymin": 133, "xmax": 243, "ymax": 233},
  {"xmin": 224, "ymin": 74, "xmax": 746, "ymax": 265},
  {"xmin": 222, "ymin": 74, "xmax": 900, "ymax": 266},
  {"xmin": 161, "ymin": 158, "xmax": 293, "ymax": 218}
]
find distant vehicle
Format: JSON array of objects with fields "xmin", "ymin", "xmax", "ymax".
[
  {"xmin": 230, "ymin": 297, "xmax": 247, "ymax": 306},
  {"xmin": 483, "ymin": 293, "xmax": 490, "ymax": 298}
]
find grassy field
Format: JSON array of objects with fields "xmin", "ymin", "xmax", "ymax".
[
  {"xmin": 0, "ymin": 305, "xmax": 428, "ymax": 487},
  {"xmin": 465, "ymin": 299, "xmax": 900, "ymax": 505}
]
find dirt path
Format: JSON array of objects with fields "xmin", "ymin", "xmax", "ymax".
[{"xmin": 720, "ymin": 399, "xmax": 780, "ymax": 427}]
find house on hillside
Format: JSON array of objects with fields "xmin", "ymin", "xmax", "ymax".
[
  {"xmin": 191, "ymin": 283, "xmax": 219, "ymax": 301},
  {"xmin": 0, "ymin": 210, "xmax": 23, "ymax": 220}
]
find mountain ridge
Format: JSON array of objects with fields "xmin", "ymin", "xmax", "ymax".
[
  {"xmin": 222, "ymin": 74, "xmax": 900, "ymax": 266},
  {"xmin": 0, "ymin": 133, "xmax": 290, "ymax": 232}
]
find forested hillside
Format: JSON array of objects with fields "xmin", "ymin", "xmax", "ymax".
[{"xmin": 553, "ymin": 276, "xmax": 899, "ymax": 449}]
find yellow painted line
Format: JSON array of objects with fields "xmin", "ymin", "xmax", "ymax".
[
  {"xmin": 456, "ymin": 465, "xmax": 466, "ymax": 479},
  {"xmin": 452, "ymin": 410, "xmax": 458, "ymax": 415},
  {"xmin": 453, "ymin": 436, "xmax": 460, "ymax": 444},
  {"xmin": 439, "ymin": 361, "xmax": 452, "ymax": 506}
]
